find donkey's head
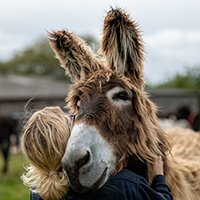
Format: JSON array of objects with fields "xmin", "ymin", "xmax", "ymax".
[{"xmin": 49, "ymin": 8, "xmax": 169, "ymax": 193}]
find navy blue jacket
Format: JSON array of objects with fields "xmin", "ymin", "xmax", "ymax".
[{"xmin": 31, "ymin": 169, "xmax": 173, "ymax": 200}]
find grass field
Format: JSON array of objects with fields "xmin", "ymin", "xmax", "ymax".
[{"xmin": 0, "ymin": 153, "xmax": 30, "ymax": 200}]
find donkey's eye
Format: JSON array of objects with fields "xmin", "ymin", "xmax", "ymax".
[
  {"xmin": 75, "ymin": 95, "xmax": 81, "ymax": 109},
  {"xmin": 112, "ymin": 91, "xmax": 129, "ymax": 101},
  {"xmin": 77, "ymin": 100, "xmax": 81, "ymax": 107}
]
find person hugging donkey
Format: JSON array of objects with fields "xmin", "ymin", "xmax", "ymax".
[
  {"xmin": 21, "ymin": 106, "xmax": 72, "ymax": 200},
  {"xmin": 21, "ymin": 106, "xmax": 173, "ymax": 200}
]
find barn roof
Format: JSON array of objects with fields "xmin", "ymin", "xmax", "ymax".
[
  {"xmin": 0, "ymin": 74, "xmax": 199, "ymax": 101},
  {"xmin": 0, "ymin": 75, "xmax": 70, "ymax": 101},
  {"xmin": 148, "ymin": 88, "xmax": 199, "ymax": 97}
]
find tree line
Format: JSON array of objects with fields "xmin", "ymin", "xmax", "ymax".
[
  {"xmin": 0, "ymin": 35, "xmax": 99, "ymax": 82},
  {"xmin": 0, "ymin": 36, "xmax": 199, "ymax": 90}
]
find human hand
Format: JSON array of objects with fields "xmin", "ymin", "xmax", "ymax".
[{"xmin": 153, "ymin": 157, "xmax": 164, "ymax": 177}]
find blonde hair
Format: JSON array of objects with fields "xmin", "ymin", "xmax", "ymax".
[{"xmin": 21, "ymin": 106, "xmax": 72, "ymax": 200}]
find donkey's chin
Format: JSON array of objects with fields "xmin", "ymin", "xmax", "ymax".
[
  {"xmin": 67, "ymin": 165, "xmax": 109, "ymax": 193},
  {"xmin": 79, "ymin": 166, "xmax": 108, "ymax": 192}
]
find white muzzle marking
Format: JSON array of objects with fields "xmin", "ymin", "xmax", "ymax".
[{"xmin": 62, "ymin": 123, "xmax": 116, "ymax": 190}]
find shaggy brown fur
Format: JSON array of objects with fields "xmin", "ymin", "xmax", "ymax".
[
  {"xmin": 49, "ymin": 8, "xmax": 200, "ymax": 200},
  {"xmin": 166, "ymin": 128, "xmax": 200, "ymax": 199},
  {"xmin": 167, "ymin": 128, "xmax": 200, "ymax": 161},
  {"xmin": 65, "ymin": 70, "xmax": 169, "ymax": 180}
]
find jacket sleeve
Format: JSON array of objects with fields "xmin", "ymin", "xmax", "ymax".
[
  {"xmin": 30, "ymin": 191, "xmax": 43, "ymax": 200},
  {"xmin": 138, "ymin": 175, "xmax": 173, "ymax": 200},
  {"xmin": 150, "ymin": 175, "xmax": 173, "ymax": 200}
]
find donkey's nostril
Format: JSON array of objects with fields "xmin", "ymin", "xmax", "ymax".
[
  {"xmin": 61, "ymin": 149, "xmax": 91, "ymax": 173},
  {"xmin": 75, "ymin": 150, "xmax": 90, "ymax": 169}
]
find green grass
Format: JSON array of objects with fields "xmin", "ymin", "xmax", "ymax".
[{"xmin": 0, "ymin": 153, "xmax": 30, "ymax": 200}]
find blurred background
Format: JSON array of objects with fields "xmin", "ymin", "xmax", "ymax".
[{"xmin": 0, "ymin": 0, "xmax": 200, "ymax": 199}]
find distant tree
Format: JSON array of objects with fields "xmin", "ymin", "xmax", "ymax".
[
  {"xmin": 81, "ymin": 35, "xmax": 99, "ymax": 52},
  {"xmin": 0, "ymin": 34, "xmax": 99, "ymax": 81},
  {"xmin": 155, "ymin": 66, "xmax": 200, "ymax": 90}
]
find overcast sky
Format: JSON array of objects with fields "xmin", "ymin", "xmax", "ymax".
[{"xmin": 0, "ymin": 0, "xmax": 200, "ymax": 83}]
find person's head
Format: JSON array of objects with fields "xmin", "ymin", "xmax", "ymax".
[{"xmin": 21, "ymin": 106, "xmax": 72, "ymax": 200}]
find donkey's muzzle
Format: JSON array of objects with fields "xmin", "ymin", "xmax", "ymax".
[{"xmin": 61, "ymin": 123, "xmax": 115, "ymax": 192}]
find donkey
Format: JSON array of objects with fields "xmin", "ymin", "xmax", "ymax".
[{"xmin": 49, "ymin": 8, "xmax": 200, "ymax": 200}]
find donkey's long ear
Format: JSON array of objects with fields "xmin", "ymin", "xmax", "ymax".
[
  {"xmin": 99, "ymin": 8, "xmax": 144, "ymax": 88},
  {"xmin": 48, "ymin": 30, "xmax": 103, "ymax": 82}
]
